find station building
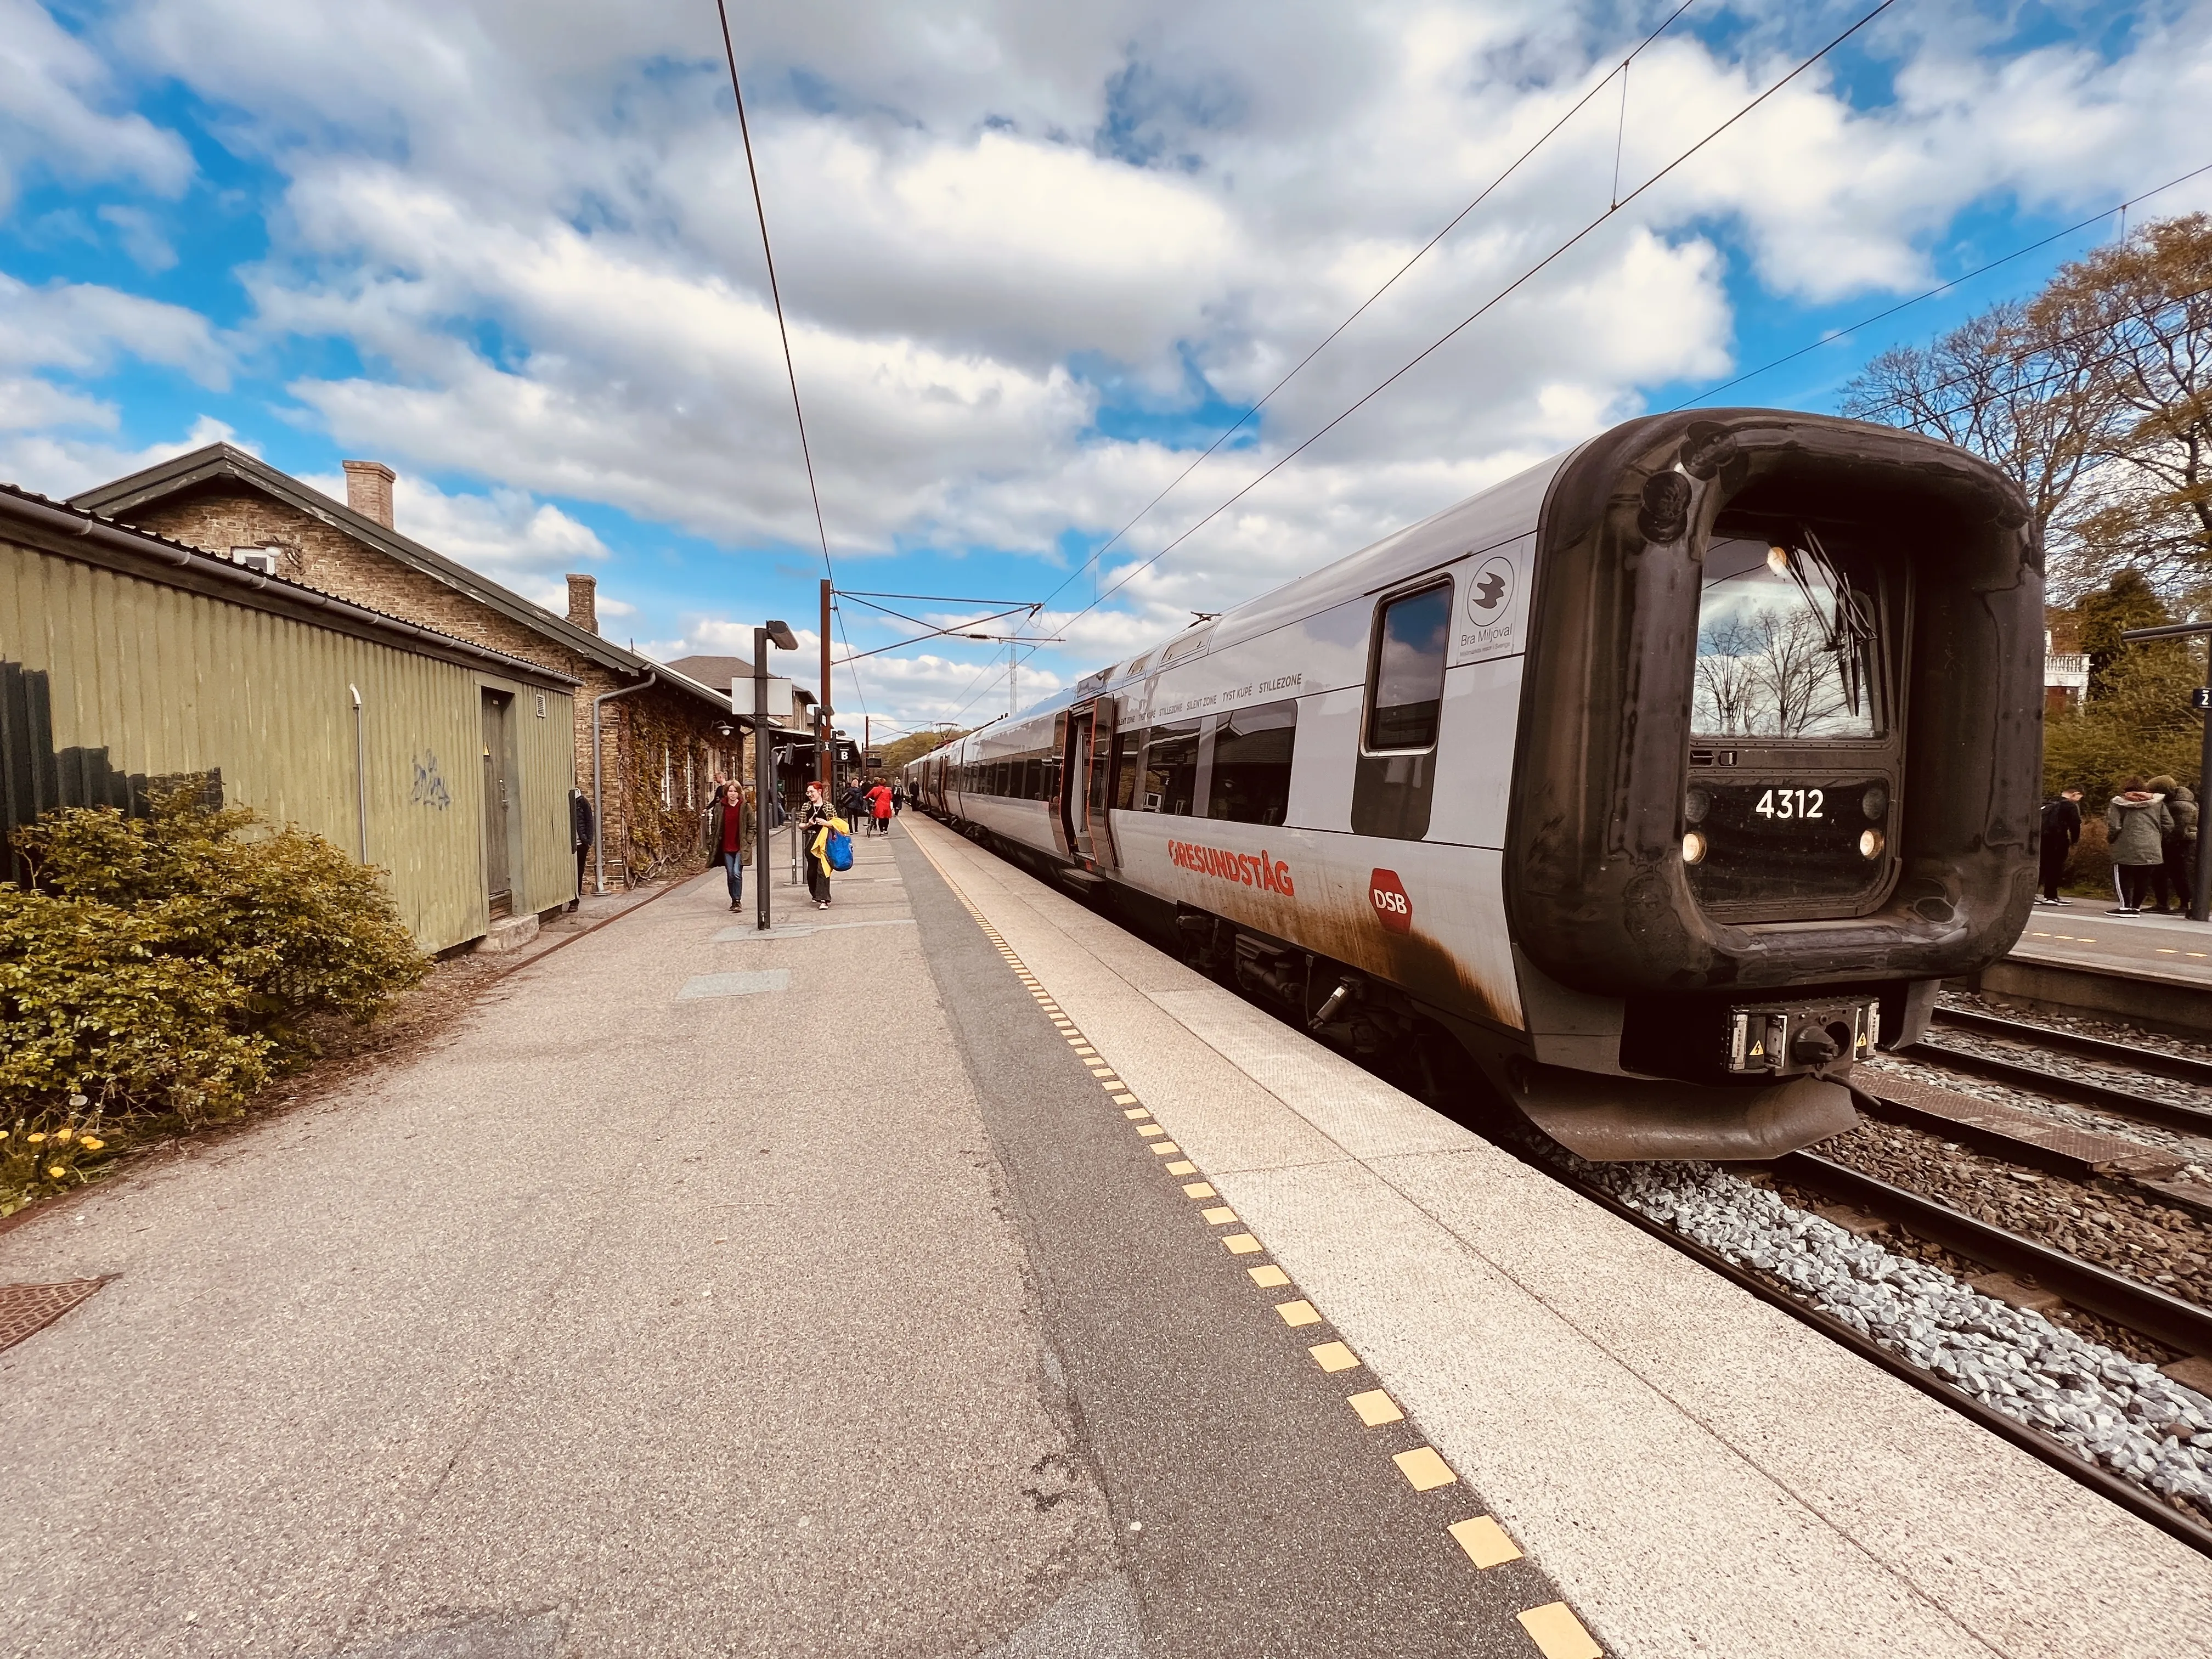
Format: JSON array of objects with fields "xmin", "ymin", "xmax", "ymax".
[
  {"xmin": 68, "ymin": 444, "xmax": 744, "ymax": 895},
  {"xmin": 1, "ymin": 483, "xmax": 578, "ymax": 952}
]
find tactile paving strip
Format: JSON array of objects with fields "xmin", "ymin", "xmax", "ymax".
[{"xmin": 0, "ymin": 1278, "xmax": 109, "ymax": 1353}]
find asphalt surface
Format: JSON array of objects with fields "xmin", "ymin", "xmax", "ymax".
[
  {"xmin": 891, "ymin": 831, "xmax": 1561, "ymax": 1657},
  {"xmin": 0, "ymin": 831, "xmax": 1127, "ymax": 1658}
]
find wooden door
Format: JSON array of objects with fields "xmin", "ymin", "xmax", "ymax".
[{"xmin": 481, "ymin": 691, "xmax": 512, "ymax": 917}]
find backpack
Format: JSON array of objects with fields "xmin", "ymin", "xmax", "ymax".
[{"xmin": 825, "ymin": 829, "xmax": 854, "ymax": 872}]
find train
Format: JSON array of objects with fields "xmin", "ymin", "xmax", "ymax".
[{"xmin": 903, "ymin": 409, "xmax": 2042, "ymax": 1160}]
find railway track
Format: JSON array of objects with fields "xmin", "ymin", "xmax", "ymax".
[
  {"xmin": 1521, "ymin": 1137, "xmax": 2212, "ymax": 1559},
  {"xmin": 1920, "ymin": 1007, "xmax": 2212, "ymax": 1138}
]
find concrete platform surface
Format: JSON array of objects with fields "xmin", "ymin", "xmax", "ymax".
[
  {"xmin": 902, "ymin": 816, "xmax": 2212, "ymax": 1659},
  {"xmin": 0, "ymin": 833, "xmax": 1129, "ymax": 1658},
  {"xmin": 2012, "ymin": 906, "xmax": 2212, "ymax": 986}
]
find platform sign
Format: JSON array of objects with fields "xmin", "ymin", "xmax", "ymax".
[
  {"xmin": 734, "ymin": 676, "xmax": 793, "ymax": 719},
  {"xmin": 2191, "ymin": 686, "xmax": 2211, "ymax": 712}
]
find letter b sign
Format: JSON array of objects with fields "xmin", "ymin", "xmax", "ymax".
[{"xmin": 1369, "ymin": 868, "xmax": 1412, "ymax": 935}]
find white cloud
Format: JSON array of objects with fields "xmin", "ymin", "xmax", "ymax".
[
  {"xmin": 17, "ymin": 0, "xmax": 2212, "ymax": 727},
  {"xmin": 0, "ymin": 0, "xmax": 193, "ymax": 210},
  {"xmin": 0, "ymin": 272, "xmax": 230, "ymax": 386},
  {"xmin": 299, "ymin": 465, "xmax": 616, "ymax": 601},
  {"xmin": 0, "ymin": 414, "xmax": 242, "ymax": 499}
]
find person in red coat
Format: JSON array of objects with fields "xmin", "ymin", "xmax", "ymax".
[{"xmin": 868, "ymin": 780, "xmax": 895, "ymax": 836}]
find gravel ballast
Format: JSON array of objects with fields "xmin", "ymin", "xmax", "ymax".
[{"xmin": 1565, "ymin": 1154, "xmax": 2212, "ymax": 1514}]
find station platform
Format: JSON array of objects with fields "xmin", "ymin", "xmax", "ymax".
[
  {"xmin": 1980, "ymin": 907, "xmax": 2212, "ymax": 1037},
  {"xmin": 4, "ymin": 810, "xmax": 2208, "ymax": 1657},
  {"xmin": 2012, "ymin": 905, "xmax": 2212, "ymax": 984}
]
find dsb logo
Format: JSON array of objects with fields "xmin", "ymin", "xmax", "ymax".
[{"xmin": 1369, "ymin": 868, "xmax": 1412, "ymax": 935}]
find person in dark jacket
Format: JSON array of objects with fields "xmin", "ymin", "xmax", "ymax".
[
  {"xmin": 568, "ymin": 788, "xmax": 595, "ymax": 911},
  {"xmin": 703, "ymin": 782, "xmax": 754, "ymax": 911},
  {"xmin": 2145, "ymin": 774, "xmax": 2199, "ymax": 914},
  {"xmin": 2036, "ymin": 787, "xmax": 2084, "ymax": 905},
  {"xmin": 2107, "ymin": 776, "xmax": 2175, "ymax": 915}
]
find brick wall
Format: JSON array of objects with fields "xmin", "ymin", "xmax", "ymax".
[{"xmin": 124, "ymin": 481, "xmax": 741, "ymax": 890}]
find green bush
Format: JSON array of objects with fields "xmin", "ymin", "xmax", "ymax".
[{"xmin": 1, "ymin": 787, "xmax": 427, "ymax": 1210}]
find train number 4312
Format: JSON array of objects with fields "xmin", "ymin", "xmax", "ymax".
[{"xmin": 1753, "ymin": 788, "xmax": 1824, "ymax": 820}]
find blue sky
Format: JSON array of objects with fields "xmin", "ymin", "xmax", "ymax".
[{"xmin": 4, "ymin": 0, "xmax": 2208, "ymax": 741}]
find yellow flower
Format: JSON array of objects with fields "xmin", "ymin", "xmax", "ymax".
[
  {"xmin": 55, "ymin": 1127, "xmax": 73, "ymax": 1143},
  {"xmin": 27, "ymin": 1132, "xmax": 46, "ymax": 1144},
  {"xmin": 46, "ymin": 1165, "xmax": 65, "ymax": 1180},
  {"xmin": 81, "ymin": 1137, "xmax": 105, "ymax": 1152}
]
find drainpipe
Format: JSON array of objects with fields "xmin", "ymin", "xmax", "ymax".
[
  {"xmin": 349, "ymin": 684, "xmax": 368, "ymax": 863},
  {"xmin": 591, "ymin": 670, "xmax": 657, "ymax": 895}
]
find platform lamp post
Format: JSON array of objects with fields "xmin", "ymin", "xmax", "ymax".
[
  {"xmin": 2118, "ymin": 618, "xmax": 2212, "ymax": 923},
  {"xmin": 752, "ymin": 620, "xmax": 800, "ymax": 932}
]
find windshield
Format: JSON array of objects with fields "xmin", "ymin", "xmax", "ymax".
[{"xmin": 1692, "ymin": 535, "xmax": 1881, "ymax": 739}]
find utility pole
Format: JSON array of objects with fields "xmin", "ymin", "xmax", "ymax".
[
  {"xmin": 2120, "ymin": 618, "xmax": 2212, "ymax": 922},
  {"xmin": 819, "ymin": 577, "xmax": 833, "ymax": 791},
  {"xmin": 751, "ymin": 619, "xmax": 799, "ymax": 932},
  {"xmin": 1009, "ymin": 637, "xmax": 1018, "ymax": 716}
]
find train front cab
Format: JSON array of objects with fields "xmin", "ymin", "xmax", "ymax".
[{"xmin": 1494, "ymin": 410, "xmax": 2042, "ymax": 1161}]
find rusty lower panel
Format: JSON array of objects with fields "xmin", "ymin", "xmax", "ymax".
[
  {"xmin": 1492, "ymin": 1059, "xmax": 1857, "ymax": 1161},
  {"xmin": 0, "ymin": 1277, "xmax": 110, "ymax": 1353}
]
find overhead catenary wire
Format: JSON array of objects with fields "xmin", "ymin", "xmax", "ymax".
[
  {"xmin": 942, "ymin": 3, "xmax": 1710, "ymax": 725},
  {"xmin": 1668, "ymin": 159, "xmax": 2212, "ymax": 412},
  {"xmin": 712, "ymin": 2, "xmax": 870, "ymax": 726},
  {"xmin": 1011, "ymin": 0, "xmax": 1904, "ymax": 683},
  {"xmin": 1024, "ymin": 0, "xmax": 1704, "ymax": 623}
]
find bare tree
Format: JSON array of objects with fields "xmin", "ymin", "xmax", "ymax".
[
  {"xmin": 1840, "ymin": 299, "xmax": 2107, "ymax": 558},
  {"xmin": 2032, "ymin": 213, "xmax": 2212, "ymax": 605},
  {"xmin": 1695, "ymin": 608, "xmax": 1860, "ymax": 738}
]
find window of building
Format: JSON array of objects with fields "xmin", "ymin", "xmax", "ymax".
[
  {"xmin": 229, "ymin": 545, "xmax": 280, "ymax": 575},
  {"xmin": 1208, "ymin": 699, "xmax": 1298, "ymax": 825},
  {"xmin": 662, "ymin": 746, "xmax": 673, "ymax": 809},
  {"xmin": 685, "ymin": 752, "xmax": 695, "ymax": 810},
  {"xmin": 1367, "ymin": 583, "xmax": 1452, "ymax": 752},
  {"xmin": 1141, "ymin": 719, "xmax": 1202, "ymax": 814}
]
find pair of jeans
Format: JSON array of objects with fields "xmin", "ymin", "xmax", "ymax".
[{"xmin": 719, "ymin": 851, "xmax": 743, "ymax": 905}]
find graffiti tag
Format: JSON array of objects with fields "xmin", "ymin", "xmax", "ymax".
[{"xmin": 411, "ymin": 751, "xmax": 452, "ymax": 811}]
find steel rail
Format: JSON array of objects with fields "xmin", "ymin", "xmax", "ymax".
[
  {"xmin": 1931, "ymin": 1007, "xmax": 2212, "ymax": 1090},
  {"xmin": 1915, "ymin": 1020, "xmax": 2212, "ymax": 1138},
  {"xmin": 1781, "ymin": 1143, "xmax": 2212, "ymax": 1362},
  {"xmin": 1499, "ymin": 1139, "xmax": 2212, "ymax": 1560}
]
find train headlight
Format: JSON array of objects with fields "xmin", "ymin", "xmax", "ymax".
[
  {"xmin": 1682, "ymin": 831, "xmax": 1708, "ymax": 865},
  {"xmin": 1858, "ymin": 828, "xmax": 1885, "ymax": 859},
  {"xmin": 1861, "ymin": 783, "xmax": 1888, "ymax": 821},
  {"xmin": 1684, "ymin": 786, "xmax": 1711, "ymax": 825}
]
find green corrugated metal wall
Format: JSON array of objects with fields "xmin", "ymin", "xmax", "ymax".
[{"xmin": 0, "ymin": 536, "xmax": 575, "ymax": 951}]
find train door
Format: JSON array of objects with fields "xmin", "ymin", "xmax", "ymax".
[
  {"xmin": 1062, "ymin": 704, "xmax": 1095, "ymax": 859},
  {"xmin": 1089, "ymin": 697, "xmax": 1120, "ymax": 870}
]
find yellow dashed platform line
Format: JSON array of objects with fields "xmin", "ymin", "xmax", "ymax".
[
  {"xmin": 1519, "ymin": 1602, "xmax": 1603, "ymax": 1659},
  {"xmin": 906, "ymin": 832, "xmax": 1594, "ymax": 1655}
]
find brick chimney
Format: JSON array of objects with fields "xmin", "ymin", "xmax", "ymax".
[
  {"xmin": 566, "ymin": 573, "xmax": 599, "ymax": 635},
  {"xmin": 341, "ymin": 460, "xmax": 396, "ymax": 529}
]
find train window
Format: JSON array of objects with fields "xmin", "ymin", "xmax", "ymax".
[
  {"xmin": 1207, "ymin": 699, "xmax": 1297, "ymax": 826},
  {"xmin": 1366, "ymin": 583, "xmax": 1451, "ymax": 751},
  {"xmin": 1114, "ymin": 730, "xmax": 1143, "ymax": 810},
  {"xmin": 994, "ymin": 760, "xmax": 1011, "ymax": 796},
  {"xmin": 1143, "ymin": 719, "xmax": 1201, "ymax": 814},
  {"xmin": 1692, "ymin": 537, "xmax": 1881, "ymax": 738},
  {"xmin": 1089, "ymin": 729, "xmax": 1115, "ymax": 816}
]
